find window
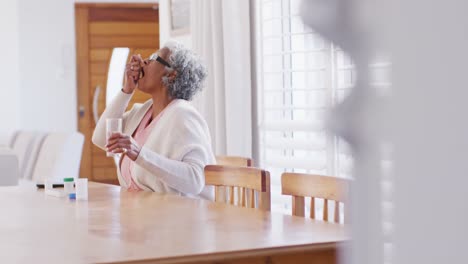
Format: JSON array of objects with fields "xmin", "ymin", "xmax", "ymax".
[
  {"xmin": 256, "ymin": 0, "xmax": 392, "ymax": 225},
  {"xmin": 256, "ymin": 0, "xmax": 356, "ymax": 215},
  {"xmin": 256, "ymin": 0, "xmax": 393, "ymax": 261}
]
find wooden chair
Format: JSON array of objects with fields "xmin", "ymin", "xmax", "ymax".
[
  {"xmin": 215, "ymin": 156, "xmax": 252, "ymax": 167},
  {"xmin": 205, "ymin": 165, "xmax": 271, "ymax": 211},
  {"xmin": 281, "ymin": 173, "xmax": 350, "ymax": 223}
]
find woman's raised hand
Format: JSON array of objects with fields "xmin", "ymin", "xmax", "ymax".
[{"xmin": 123, "ymin": 54, "xmax": 143, "ymax": 94}]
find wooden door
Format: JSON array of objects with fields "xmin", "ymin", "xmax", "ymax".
[{"xmin": 75, "ymin": 3, "xmax": 159, "ymax": 184}]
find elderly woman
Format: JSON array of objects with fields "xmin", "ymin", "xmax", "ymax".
[{"xmin": 92, "ymin": 41, "xmax": 214, "ymax": 199}]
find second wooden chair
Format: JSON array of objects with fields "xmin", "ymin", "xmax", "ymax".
[
  {"xmin": 205, "ymin": 165, "xmax": 271, "ymax": 211},
  {"xmin": 281, "ymin": 173, "xmax": 350, "ymax": 223}
]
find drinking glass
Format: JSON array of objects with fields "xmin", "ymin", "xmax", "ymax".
[{"xmin": 106, "ymin": 118, "xmax": 122, "ymax": 157}]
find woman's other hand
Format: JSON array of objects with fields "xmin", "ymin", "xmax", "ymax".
[
  {"xmin": 106, "ymin": 132, "xmax": 142, "ymax": 161},
  {"xmin": 123, "ymin": 54, "xmax": 143, "ymax": 94}
]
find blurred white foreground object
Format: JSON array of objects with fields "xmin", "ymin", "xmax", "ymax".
[{"xmin": 300, "ymin": 1, "xmax": 384, "ymax": 264}]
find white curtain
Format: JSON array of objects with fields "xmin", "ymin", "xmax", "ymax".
[{"xmin": 190, "ymin": 0, "xmax": 252, "ymax": 157}]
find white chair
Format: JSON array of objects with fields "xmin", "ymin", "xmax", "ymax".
[
  {"xmin": 23, "ymin": 133, "xmax": 47, "ymax": 180},
  {"xmin": 12, "ymin": 132, "xmax": 46, "ymax": 180},
  {"xmin": 32, "ymin": 132, "xmax": 85, "ymax": 182},
  {"xmin": 0, "ymin": 131, "xmax": 18, "ymax": 148},
  {"xmin": 0, "ymin": 148, "xmax": 19, "ymax": 186},
  {"xmin": 0, "ymin": 133, "xmax": 9, "ymax": 147}
]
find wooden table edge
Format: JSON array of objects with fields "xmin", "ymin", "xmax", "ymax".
[{"xmin": 99, "ymin": 241, "xmax": 348, "ymax": 264}]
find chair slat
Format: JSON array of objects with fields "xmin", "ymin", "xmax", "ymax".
[
  {"xmin": 344, "ymin": 201, "xmax": 349, "ymax": 224},
  {"xmin": 229, "ymin": 186, "xmax": 234, "ymax": 205},
  {"xmin": 334, "ymin": 201, "xmax": 340, "ymax": 223},
  {"xmin": 250, "ymin": 189, "xmax": 255, "ymax": 208},
  {"xmin": 240, "ymin": 187, "xmax": 245, "ymax": 206},
  {"xmin": 292, "ymin": 196, "xmax": 305, "ymax": 217},
  {"xmin": 324, "ymin": 199, "xmax": 328, "ymax": 221},
  {"xmin": 310, "ymin": 197, "xmax": 315, "ymax": 219}
]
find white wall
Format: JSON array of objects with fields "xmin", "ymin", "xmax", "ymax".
[
  {"xmin": 159, "ymin": 0, "xmax": 191, "ymax": 48},
  {"xmin": 76, "ymin": 0, "xmax": 156, "ymax": 2},
  {"xmin": 0, "ymin": 1, "xmax": 21, "ymax": 133},
  {"xmin": 1, "ymin": 0, "xmax": 187, "ymax": 134},
  {"xmin": 18, "ymin": 0, "xmax": 77, "ymax": 132}
]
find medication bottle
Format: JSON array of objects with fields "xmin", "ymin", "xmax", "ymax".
[{"xmin": 64, "ymin": 178, "xmax": 75, "ymax": 195}]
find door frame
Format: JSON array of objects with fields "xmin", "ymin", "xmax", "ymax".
[{"xmin": 75, "ymin": 3, "xmax": 159, "ymax": 179}]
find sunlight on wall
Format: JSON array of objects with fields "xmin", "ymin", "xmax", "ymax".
[{"xmin": 106, "ymin": 48, "xmax": 130, "ymax": 106}]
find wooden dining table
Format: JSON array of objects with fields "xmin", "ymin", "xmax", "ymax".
[{"xmin": 0, "ymin": 181, "xmax": 348, "ymax": 264}]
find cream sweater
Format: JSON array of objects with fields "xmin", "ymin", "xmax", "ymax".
[{"xmin": 92, "ymin": 91, "xmax": 215, "ymax": 199}]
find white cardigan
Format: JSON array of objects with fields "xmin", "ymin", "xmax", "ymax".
[{"xmin": 92, "ymin": 91, "xmax": 215, "ymax": 199}]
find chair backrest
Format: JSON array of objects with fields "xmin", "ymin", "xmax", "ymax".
[
  {"xmin": 281, "ymin": 173, "xmax": 350, "ymax": 223},
  {"xmin": 12, "ymin": 132, "xmax": 33, "ymax": 178},
  {"xmin": 24, "ymin": 133, "xmax": 47, "ymax": 180},
  {"xmin": 205, "ymin": 165, "xmax": 271, "ymax": 211},
  {"xmin": 0, "ymin": 131, "xmax": 18, "ymax": 148},
  {"xmin": 215, "ymin": 156, "xmax": 252, "ymax": 167},
  {"xmin": 0, "ymin": 134, "xmax": 8, "ymax": 148},
  {"xmin": 12, "ymin": 132, "xmax": 46, "ymax": 180},
  {"xmin": 32, "ymin": 132, "xmax": 84, "ymax": 182}
]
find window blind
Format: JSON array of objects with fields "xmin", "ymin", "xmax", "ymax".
[
  {"xmin": 257, "ymin": 0, "xmax": 354, "ymax": 214},
  {"xmin": 257, "ymin": 0, "xmax": 391, "ymax": 218}
]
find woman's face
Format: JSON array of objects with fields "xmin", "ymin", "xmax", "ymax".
[{"xmin": 137, "ymin": 47, "xmax": 171, "ymax": 94}]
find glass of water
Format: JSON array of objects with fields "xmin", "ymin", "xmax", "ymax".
[{"xmin": 106, "ymin": 118, "xmax": 122, "ymax": 157}]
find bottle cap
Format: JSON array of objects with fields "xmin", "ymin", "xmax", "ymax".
[{"xmin": 64, "ymin": 178, "xmax": 74, "ymax": 182}]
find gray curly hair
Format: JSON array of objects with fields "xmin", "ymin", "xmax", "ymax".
[{"xmin": 162, "ymin": 41, "xmax": 207, "ymax": 100}]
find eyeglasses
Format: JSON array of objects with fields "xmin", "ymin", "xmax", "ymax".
[{"xmin": 148, "ymin": 53, "xmax": 172, "ymax": 68}]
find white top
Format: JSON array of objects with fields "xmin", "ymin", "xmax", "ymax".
[{"xmin": 92, "ymin": 91, "xmax": 215, "ymax": 199}]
